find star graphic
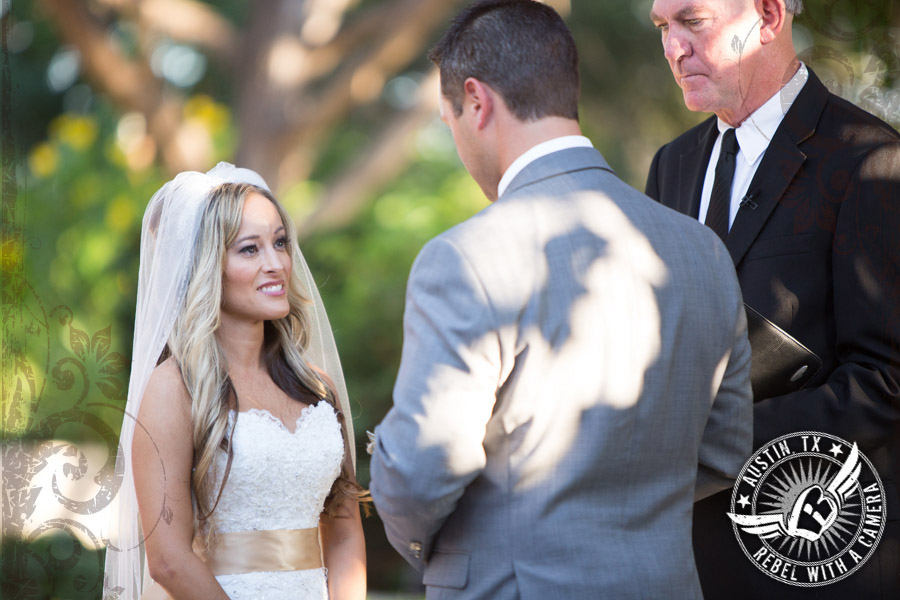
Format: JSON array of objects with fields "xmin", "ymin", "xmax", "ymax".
[
  {"xmin": 737, "ymin": 495, "xmax": 751, "ymax": 509},
  {"xmin": 829, "ymin": 443, "xmax": 844, "ymax": 457}
]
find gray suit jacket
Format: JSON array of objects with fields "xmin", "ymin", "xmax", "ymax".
[{"xmin": 370, "ymin": 147, "xmax": 753, "ymax": 599}]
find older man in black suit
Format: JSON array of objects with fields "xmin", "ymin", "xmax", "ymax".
[{"xmin": 646, "ymin": 0, "xmax": 900, "ymax": 598}]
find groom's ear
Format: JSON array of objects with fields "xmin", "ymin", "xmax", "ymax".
[{"xmin": 463, "ymin": 77, "xmax": 494, "ymax": 131}]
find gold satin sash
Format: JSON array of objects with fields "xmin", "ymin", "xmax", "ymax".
[
  {"xmin": 140, "ymin": 527, "xmax": 321, "ymax": 599},
  {"xmin": 206, "ymin": 527, "xmax": 322, "ymax": 575}
]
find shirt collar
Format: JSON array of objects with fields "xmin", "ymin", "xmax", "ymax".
[
  {"xmin": 719, "ymin": 63, "xmax": 808, "ymax": 164},
  {"xmin": 497, "ymin": 135, "xmax": 594, "ymax": 198}
]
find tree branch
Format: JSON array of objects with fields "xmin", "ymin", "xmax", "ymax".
[
  {"xmin": 96, "ymin": 0, "xmax": 237, "ymax": 63},
  {"xmin": 138, "ymin": 0, "xmax": 237, "ymax": 63},
  {"xmin": 36, "ymin": 0, "xmax": 196, "ymax": 173},
  {"xmin": 297, "ymin": 69, "xmax": 441, "ymax": 235},
  {"xmin": 299, "ymin": 0, "xmax": 417, "ymax": 79},
  {"xmin": 233, "ymin": 0, "xmax": 463, "ymax": 189},
  {"xmin": 265, "ymin": 0, "xmax": 465, "ymax": 189}
]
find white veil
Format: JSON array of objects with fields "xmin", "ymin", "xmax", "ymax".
[{"xmin": 103, "ymin": 162, "xmax": 354, "ymax": 599}]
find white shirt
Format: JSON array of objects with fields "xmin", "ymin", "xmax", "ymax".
[
  {"xmin": 698, "ymin": 64, "xmax": 809, "ymax": 229},
  {"xmin": 497, "ymin": 135, "xmax": 594, "ymax": 198}
]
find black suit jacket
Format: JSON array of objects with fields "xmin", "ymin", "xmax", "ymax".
[{"xmin": 647, "ymin": 69, "xmax": 900, "ymax": 598}]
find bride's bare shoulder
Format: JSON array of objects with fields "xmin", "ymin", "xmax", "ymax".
[{"xmin": 142, "ymin": 356, "xmax": 191, "ymax": 410}]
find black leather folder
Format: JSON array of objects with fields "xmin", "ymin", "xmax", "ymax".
[{"xmin": 744, "ymin": 303, "xmax": 822, "ymax": 400}]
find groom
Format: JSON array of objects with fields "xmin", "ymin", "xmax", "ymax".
[{"xmin": 369, "ymin": 1, "xmax": 753, "ymax": 597}]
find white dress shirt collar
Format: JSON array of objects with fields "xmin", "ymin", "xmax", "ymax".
[
  {"xmin": 697, "ymin": 63, "xmax": 809, "ymax": 229},
  {"xmin": 497, "ymin": 135, "xmax": 594, "ymax": 198},
  {"xmin": 719, "ymin": 63, "xmax": 809, "ymax": 165}
]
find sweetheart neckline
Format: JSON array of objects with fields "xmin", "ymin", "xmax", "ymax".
[{"xmin": 232, "ymin": 403, "xmax": 326, "ymax": 435}]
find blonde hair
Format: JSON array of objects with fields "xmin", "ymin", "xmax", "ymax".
[{"xmin": 165, "ymin": 182, "xmax": 363, "ymax": 544}]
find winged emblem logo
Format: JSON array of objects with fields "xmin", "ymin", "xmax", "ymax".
[
  {"xmin": 727, "ymin": 433, "xmax": 885, "ymax": 587},
  {"xmin": 728, "ymin": 443, "xmax": 861, "ymax": 542}
]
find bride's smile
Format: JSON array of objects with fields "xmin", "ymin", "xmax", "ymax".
[{"xmin": 221, "ymin": 192, "xmax": 292, "ymax": 325}]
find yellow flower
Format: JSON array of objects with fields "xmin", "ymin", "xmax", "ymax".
[
  {"xmin": 105, "ymin": 194, "xmax": 136, "ymax": 232},
  {"xmin": 28, "ymin": 142, "xmax": 59, "ymax": 178},
  {"xmin": 184, "ymin": 95, "xmax": 230, "ymax": 134},
  {"xmin": 53, "ymin": 114, "xmax": 99, "ymax": 151},
  {"xmin": 1, "ymin": 236, "xmax": 24, "ymax": 273}
]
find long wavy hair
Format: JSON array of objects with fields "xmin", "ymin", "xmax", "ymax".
[{"xmin": 164, "ymin": 182, "xmax": 363, "ymax": 543}]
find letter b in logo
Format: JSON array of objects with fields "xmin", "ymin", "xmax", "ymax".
[{"xmin": 787, "ymin": 485, "xmax": 838, "ymax": 541}]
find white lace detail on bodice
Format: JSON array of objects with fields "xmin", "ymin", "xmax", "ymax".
[{"xmin": 207, "ymin": 401, "xmax": 344, "ymax": 599}]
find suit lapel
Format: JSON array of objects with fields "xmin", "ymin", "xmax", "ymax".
[
  {"xmin": 726, "ymin": 71, "xmax": 830, "ymax": 267},
  {"xmin": 679, "ymin": 120, "xmax": 718, "ymax": 218}
]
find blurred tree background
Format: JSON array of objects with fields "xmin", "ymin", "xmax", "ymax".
[{"xmin": 2, "ymin": 0, "xmax": 897, "ymax": 598}]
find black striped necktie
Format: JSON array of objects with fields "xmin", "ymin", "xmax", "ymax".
[{"xmin": 705, "ymin": 128, "xmax": 739, "ymax": 241}]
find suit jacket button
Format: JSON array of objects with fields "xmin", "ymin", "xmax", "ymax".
[{"xmin": 408, "ymin": 542, "xmax": 422, "ymax": 558}]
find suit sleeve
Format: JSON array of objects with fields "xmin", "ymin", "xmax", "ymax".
[
  {"xmin": 753, "ymin": 141, "xmax": 900, "ymax": 450},
  {"xmin": 696, "ymin": 247, "xmax": 754, "ymax": 501},
  {"xmin": 369, "ymin": 236, "xmax": 500, "ymax": 571}
]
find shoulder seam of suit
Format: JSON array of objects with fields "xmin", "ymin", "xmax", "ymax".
[
  {"xmin": 838, "ymin": 139, "xmax": 900, "ymax": 199},
  {"xmin": 505, "ymin": 165, "xmax": 615, "ymax": 197},
  {"xmin": 823, "ymin": 92, "xmax": 900, "ymax": 140}
]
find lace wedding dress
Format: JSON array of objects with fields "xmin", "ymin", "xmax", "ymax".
[{"xmin": 209, "ymin": 401, "xmax": 344, "ymax": 599}]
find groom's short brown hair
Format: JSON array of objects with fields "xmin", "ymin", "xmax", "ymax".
[{"xmin": 428, "ymin": 0, "xmax": 579, "ymax": 121}]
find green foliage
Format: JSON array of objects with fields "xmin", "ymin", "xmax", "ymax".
[
  {"xmin": 4, "ymin": 1, "xmax": 899, "ymax": 596},
  {"xmin": 6, "ymin": 4, "xmax": 67, "ymax": 151},
  {"xmin": 793, "ymin": 3, "xmax": 900, "ymax": 124},
  {"xmin": 570, "ymin": 0, "xmax": 709, "ymax": 187},
  {"xmin": 303, "ymin": 133, "xmax": 485, "ymax": 482},
  {"xmin": 24, "ymin": 107, "xmax": 152, "ymax": 327},
  {"xmin": 11, "ymin": 104, "xmax": 155, "ymax": 437}
]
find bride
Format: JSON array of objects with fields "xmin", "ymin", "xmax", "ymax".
[{"xmin": 103, "ymin": 163, "xmax": 366, "ymax": 599}]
